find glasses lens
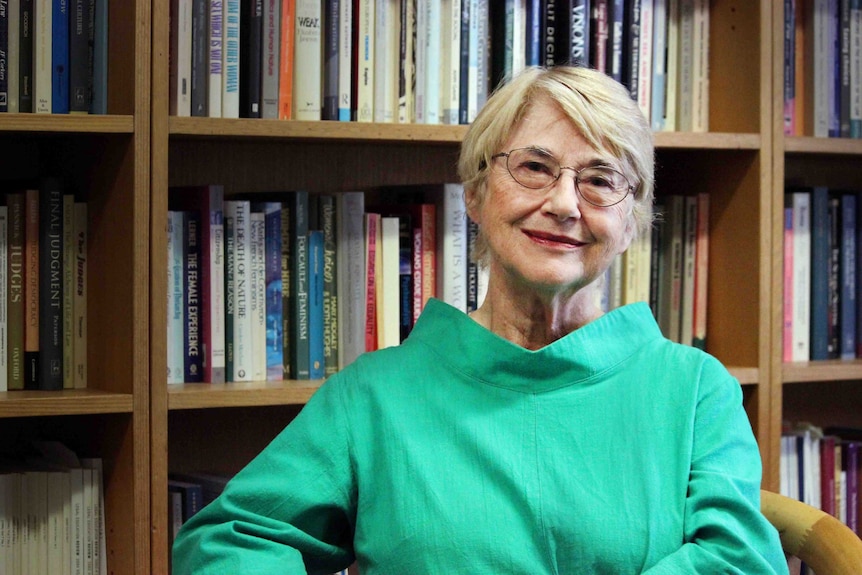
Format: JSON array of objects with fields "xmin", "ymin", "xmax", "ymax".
[
  {"xmin": 506, "ymin": 148, "xmax": 559, "ymax": 189},
  {"xmin": 576, "ymin": 167, "xmax": 630, "ymax": 206}
]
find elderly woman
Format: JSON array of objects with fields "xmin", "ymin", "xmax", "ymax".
[{"xmin": 172, "ymin": 66, "xmax": 788, "ymax": 574}]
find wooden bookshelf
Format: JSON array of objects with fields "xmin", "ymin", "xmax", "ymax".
[
  {"xmin": 0, "ymin": 0, "xmax": 152, "ymax": 574},
  {"xmin": 145, "ymin": 1, "xmax": 784, "ymax": 574}
]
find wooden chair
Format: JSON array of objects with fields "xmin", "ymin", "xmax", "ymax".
[{"xmin": 761, "ymin": 489, "xmax": 862, "ymax": 575}]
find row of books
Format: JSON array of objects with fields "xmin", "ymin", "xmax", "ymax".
[
  {"xmin": 169, "ymin": 0, "xmax": 710, "ymax": 131},
  {"xmin": 0, "ymin": 441, "xmax": 106, "ymax": 575},
  {"xmin": 783, "ymin": 187, "xmax": 862, "ymax": 362},
  {"xmin": 601, "ymin": 192, "xmax": 709, "ymax": 348},
  {"xmin": 780, "ymin": 423, "xmax": 862, "ymax": 538},
  {"xmin": 0, "ymin": 182, "xmax": 88, "ymax": 392},
  {"xmin": 0, "ymin": 0, "xmax": 109, "ymax": 114},
  {"xmin": 783, "ymin": 0, "xmax": 862, "ymax": 138},
  {"xmin": 166, "ymin": 184, "xmax": 476, "ymax": 384}
]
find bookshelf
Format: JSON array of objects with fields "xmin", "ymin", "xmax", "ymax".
[
  {"xmin": 145, "ymin": 1, "xmax": 783, "ymax": 574},
  {"xmin": 0, "ymin": 0, "xmax": 152, "ymax": 574}
]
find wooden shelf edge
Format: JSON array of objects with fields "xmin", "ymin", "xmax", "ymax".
[
  {"xmin": 728, "ymin": 366, "xmax": 760, "ymax": 386},
  {"xmin": 782, "ymin": 360, "xmax": 862, "ymax": 384},
  {"xmin": 785, "ymin": 136, "xmax": 862, "ymax": 155},
  {"xmin": 0, "ymin": 389, "xmax": 135, "ymax": 418},
  {"xmin": 167, "ymin": 380, "xmax": 323, "ymax": 410},
  {"xmin": 0, "ymin": 114, "xmax": 136, "ymax": 134},
  {"xmin": 654, "ymin": 131, "xmax": 761, "ymax": 150}
]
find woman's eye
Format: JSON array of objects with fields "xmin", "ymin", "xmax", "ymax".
[{"xmin": 522, "ymin": 161, "xmax": 553, "ymax": 174}]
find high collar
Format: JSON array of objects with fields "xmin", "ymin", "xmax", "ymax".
[{"xmin": 407, "ymin": 299, "xmax": 664, "ymax": 393}]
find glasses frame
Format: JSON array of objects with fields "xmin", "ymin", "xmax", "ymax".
[{"xmin": 492, "ymin": 148, "xmax": 635, "ymax": 208}]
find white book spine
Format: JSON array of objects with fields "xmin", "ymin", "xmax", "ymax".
[
  {"xmin": 294, "ymin": 0, "xmax": 322, "ymax": 120},
  {"xmin": 791, "ymin": 192, "xmax": 811, "ymax": 361},
  {"xmin": 357, "ymin": 0, "xmax": 375, "ymax": 121},
  {"xmin": 69, "ymin": 468, "xmax": 84, "ymax": 575},
  {"xmin": 208, "ymin": 0, "xmax": 223, "ymax": 117},
  {"xmin": 512, "ymin": 0, "xmax": 525, "ymax": 74},
  {"xmin": 650, "ymin": 0, "xmax": 668, "ymax": 131},
  {"xmin": 167, "ymin": 212, "xmax": 185, "ymax": 384},
  {"xmin": 379, "ymin": 217, "xmax": 401, "ymax": 348},
  {"xmin": 676, "ymin": 0, "xmax": 694, "ymax": 131},
  {"xmin": 222, "ymin": 0, "xmax": 240, "ymax": 117},
  {"xmin": 73, "ymin": 203, "xmax": 87, "ymax": 389},
  {"xmin": 637, "ymin": 0, "xmax": 654, "ymax": 124},
  {"xmin": 249, "ymin": 211, "xmax": 267, "ymax": 381},
  {"xmin": 691, "ymin": 0, "xmax": 709, "ymax": 132},
  {"xmin": 210, "ymin": 199, "xmax": 226, "ymax": 382},
  {"xmin": 34, "ymin": 0, "xmax": 52, "ymax": 112},
  {"xmin": 229, "ymin": 201, "xmax": 253, "ymax": 381},
  {"xmin": 664, "ymin": 0, "xmax": 679, "ymax": 131},
  {"xmin": 261, "ymin": 0, "xmax": 280, "ymax": 118},
  {"xmin": 414, "ymin": 0, "xmax": 427, "ymax": 123},
  {"xmin": 467, "ymin": 0, "xmax": 479, "ymax": 122},
  {"xmin": 440, "ymin": 0, "xmax": 461, "ymax": 124},
  {"xmin": 423, "ymin": 0, "xmax": 441, "ymax": 124},
  {"xmin": 373, "ymin": 0, "xmax": 397, "ymax": 122},
  {"xmin": 80, "ymin": 459, "xmax": 105, "ymax": 575},
  {"xmin": 338, "ymin": 0, "xmax": 353, "ymax": 120},
  {"xmin": 438, "ymin": 184, "xmax": 468, "ymax": 312}
]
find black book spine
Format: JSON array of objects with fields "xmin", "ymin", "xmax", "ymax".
[
  {"xmin": 19, "ymin": 0, "xmax": 33, "ymax": 112},
  {"xmin": 191, "ymin": 0, "xmax": 209, "ymax": 116},
  {"xmin": 240, "ymin": 0, "xmax": 262, "ymax": 118},
  {"xmin": 322, "ymin": 0, "xmax": 340, "ymax": 120},
  {"xmin": 39, "ymin": 178, "xmax": 64, "ymax": 391},
  {"xmin": 69, "ymin": 0, "xmax": 91, "ymax": 112}
]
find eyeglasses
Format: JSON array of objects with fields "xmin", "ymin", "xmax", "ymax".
[{"xmin": 492, "ymin": 147, "xmax": 634, "ymax": 207}]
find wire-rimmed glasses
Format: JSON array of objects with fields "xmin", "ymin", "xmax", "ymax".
[{"xmin": 492, "ymin": 147, "xmax": 634, "ymax": 207}]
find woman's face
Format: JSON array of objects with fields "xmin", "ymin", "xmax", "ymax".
[{"xmin": 468, "ymin": 96, "xmax": 636, "ymax": 298}]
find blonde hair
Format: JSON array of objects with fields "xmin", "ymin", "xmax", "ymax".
[{"xmin": 458, "ymin": 66, "xmax": 655, "ymax": 265}]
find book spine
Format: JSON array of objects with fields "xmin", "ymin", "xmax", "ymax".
[
  {"xmin": 422, "ymin": 0, "xmax": 441, "ymax": 123},
  {"xmin": 260, "ymin": 203, "xmax": 282, "ymax": 381},
  {"xmin": 249, "ymin": 210, "xmax": 266, "ymax": 380},
  {"xmin": 826, "ymin": 192, "xmax": 841, "ymax": 358},
  {"xmin": 378, "ymin": 216, "xmax": 400, "ymax": 348},
  {"xmin": 364, "ymin": 212, "xmax": 379, "ymax": 352},
  {"xmin": 18, "ymin": 0, "xmax": 32, "ymax": 112},
  {"xmin": 420, "ymin": 203, "xmax": 436, "ymax": 309},
  {"xmin": 590, "ymin": 0, "xmax": 609, "ymax": 72},
  {"xmin": 791, "ymin": 189, "xmax": 812, "ymax": 361},
  {"xmin": 51, "ymin": 0, "xmax": 69, "ymax": 113},
  {"xmin": 308, "ymin": 230, "xmax": 325, "ymax": 378},
  {"xmin": 322, "ymin": 0, "xmax": 340, "ymax": 120},
  {"xmin": 785, "ymin": 0, "xmax": 796, "ymax": 135},
  {"xmin": 356, "ymin": 0, "xmax": 374, "ymax": 122},
  {"xmin": 650, "ymin": 0, "xmax": 667, "ymax": 131},
  {"xmin": 810, "ymin": 186, "xmax": 830, "ymax": 360},
  {"xmin": 607, "ymin": 0, "xmax": 624, "ymax": 82},
  {"xmin": 373, "ymin": 0, "xmax": 397, "ymax": 123},
  {"xmin": 691, "ymin": 0, "xmax": 709, "ymax": 132},
  {"xmin": 183, "ymin": 210, "xmax": 203, "ymax": 382},
  {"xmin": 69, "ymin": 0, "xmax": 90, "ymax": 113},
  {"xmin": 222, "ymin": 0, "xmax": 240, "ymax": 117},
  {"xmin": 7, "ymin": 0, "xmax": 19, "ymax": 112},
  {"xmin": 458, "ymin": 0, "xmax": 470, "ymax": 123},
  {"xmin": 841, "ymin": 0, "xmax": 852, "ymax": 136},
  {"xmin": 90, "ymin": 0, "xmax": 107, "ymax": 113},
  {"xmin": 0, "ymin": 0, "xmax": 9, "ymax": 111},
  {"xmin": 229, "ymin": 200, "xmax": 252, "ymax": 380},
  {"xmin": 278, "ymin": 0, "xmax": 295, "ymax": 119},
  {"xmin": 438, "ymin": 183, "xmax": 467, "ymax": 312},
  {"xmin": 62, "ymin": 194, "xmax": 74, "ymax": 388},
  {"xmin": 466, "ymin": 0, "xmax": 479, "ymax": 121},
  {"xmin": 34, "ymin": 0, "xmax": 50, "ymax": 112},
  {"xmin": 474, "ymin": 0, "xmax": 488, "ymax": 111},
  {"xmin": 7, "ymin": 194, "xmax": 24, "ymax": 390},
  {"xmin": 293, "ymin": 0, "xmax": 322, "ymax": 120},
  {"xmin": 288, "ymin": 191, "xmax": 310, "ymax": 379},
  {"xmin": 38, "ymin": 179, "xmax": 63, "ymax": 390},
  {"xmin": 337, "ymin": 0, "xmax": 352, "ymax": 120},
  {"xmin": 260, "ymin": 0, "xmax": 279, "ymax": 118},
  {"xmin": 71, "ymin": 201, "xmax": 86, "ymax": 387},
  {"xmin": 396, "ymin": 214, "xmax": 413, "ymax": 339},
  {"xmin": 319, "ymin": 195, "xmax": 338, "ymax": 376},
  {"xmin": 191, "ymin": 0, "xmax": 209, "ymax": 116},
  {"xmin": 167, "ymin": 212, "xmax": 185, "ymax": 384},
  {"xmin": 441, "ymin": 0, "xmax": 460, "ymax": 125},
  {"xmin": 24, "ymin": 189, "xmax": 39, "ymax": 388},
  {"xmin": 783, "ymin": 202, "xmax": 794, "ymax": 362},
  {"xmin": 240, "ymin": 0, "xmax": 262, "ymax": 118},
  {"xmin": 336, "ymin": 191, "xmax": 365, "ymax": 369},
  {"xmin": 280, "ymin": 203, "xmax": 291, "ymax": 379},
  {"xmin": 0, "ymin": 206, "xmax": 6, "ymax": 391},
  {"xmin": 623, "ymin": 0, "xmax": 640, "ymax": 99},
  {"xmin": 207, "ymin": 187, "xmax": 225, "ymax": 384},
  {"xmin": 852, "ymin": 0, "xmax": 862, "ymax": 137},
  {"xmin": 208, "ymin": 0, "xmax": 223, "ymax": 117},
  {"xmin": 223, "ymin": 204, "xmax": 235, "ymax": 379},
  {"xmin": 170, "ymin": 0, "xmax": 192, "ymax": 116}
]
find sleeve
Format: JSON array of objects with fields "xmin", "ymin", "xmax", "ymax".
[
  {"xmin": 170, "ymin": 375, "xmax": 357, "ymax": 575},
  {"xmin": 643, "ymin": 356, "xmax": 789, "ymax": 575}
]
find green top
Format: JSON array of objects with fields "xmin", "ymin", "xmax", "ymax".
[{"xmin": 172, "ymin": 300, "xmax": 788, "ymax": 575}]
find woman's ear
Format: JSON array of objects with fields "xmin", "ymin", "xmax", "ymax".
[{"xmin": 465, "ymin": 185, "xmax": 482, "ymax": 225}]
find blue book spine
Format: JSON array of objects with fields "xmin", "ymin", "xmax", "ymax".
[
  {"xmin": 525, "ymin": 0, "xmax": 541, "ymax": 66},
  {"xmin": 91, "ymin": 0, "xmax": 108, "ymax": 113},
  {"xmin": 607, "ymin": 0, "xmax": 625, "ymax": 83},
  {"xmin": 829, "ymin": 0, "xmax": 841, "ymax": 137},
  {"xmin": 810, "ymin": 186, "xmax": 831, "ymax": 360},
  {"xmin": 308, "ymin": 230, "xmax": 324, "ymax": 380},
  {"xmin": 52, "ymin": 0, "xmax": 70, "ymax": 113},
  {"xmin": 288, "ymin": 191, "xmax": 309, "ymax": 379},
  {"xmin": 261, "ymin": 203, "xmax": 282, "ymax": 381},
  {"xmin": 840, "ymin": 193, "xmax": 857, "ymax": 359}
]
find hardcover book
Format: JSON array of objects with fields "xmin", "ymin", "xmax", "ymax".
[{"xmin": 38, "ymin": 178, "xmax": 64, "ymax": 390}]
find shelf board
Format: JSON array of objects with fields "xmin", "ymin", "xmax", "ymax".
[
  {"xmin": 169, "ymin": 117, "xmax": 761, "ymax": 150},
  {"xmin": 167, "ymin": 380, "xmax": 323, "ymax": 410},
  {"xmin": 783, "ymin": 360, "xmax": 862, "ymax": 384},
  {"xmin": 729, "ymin": 366, "xmax": 760, "ymax": 386},
  {"xmin": 785, "ymin": 136, "xmax": 862, "ymax": 155},
  {"xmin": 0, "ymin": 389, "xmax": 134, "ymax": 418},
  {"xmin": 0, "ymin": 114, "xmax": 136, "ymax": 134}
]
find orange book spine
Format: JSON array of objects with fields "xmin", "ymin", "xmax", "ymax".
[
  {"xmin": 278, "ymin": 0, "xmax": 296, "ymax": 119},
  {"xmin": 420, "ymin": 204, "xmax": 436, "ymax": 309}
]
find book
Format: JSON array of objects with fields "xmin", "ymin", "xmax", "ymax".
[
  {"xmin": 840, "ymin": 192, "xmax": 856, "ymax": 359},
  {"xmin": 590, "ymin": 0, "xmax": 609, "ymax": 72},
  {"xmin": 783, "ymin": 200, "xmax": 794, "ymax": 362},
  {"xmin": 286, "ymin": 191, "xmax": 310, "ymax": 379},
  {"xmin": 249, "ymin": 209, "xmax": 266, "ymax": 381},
  {"xmin": 18, "ymin": 0, "xmax": 32, "ymax": 112},
  {"xmin": 260, "ymin": 0, "xmax": 279, "ymax": 118},
  {"xmin": 7, "ymin": 193, "xmax": 24, "ymax": 390},
  {"xmin": 356, "ymin": 0, "xmax": 375, "ymax": 122},
  {"xmin": 790, "ymin": 189, "xmax": 811, "ymax": 361},
  {"xmin": 191, "ymin": 0, "xmax": 209, "ymax": 116},
  {"xmin": 71, "ymin": 201, "xmax": 86, "ymax": 389},
  {"xmin": 622, "ymin": 0, "xmax": 641, "ymax": 100},
  {"xmin": 379, "ymin": 216, "xmax": 400, "ymax": 348},
  {"xmin": 690, "ymin": 0, "xmax": 709, "ymax": 132},
  {"xmin": 663, "ymin": 0, "xmax": 678, "ymax": 130},
  {"xmin": 278, "ymin": 0, "xmax": 296, "ymax": 119},
  {"xmin": 680, "ymin": 194, "xmax": 697, "ymax": 347},
  {"xmin": 69, "ymin": 0, "xmax": 91, "ymax": 113},
  {"xmin": 676, "ymin": 0, "xmax": 693, "ymax": 130},
  {"xmin": 322, "ymin": 0, "xmax": 340, "ymax": 120},
  {"xmin": 650, "ymin": 0, "xmax": 668, "ymax": 130},
  {"xmin": 167, "ymin": 478, "xmax": 204, "ymax": 522},
  {"xmin": 558, "ymin": 0, "xmax": 591, "ymax": 67},
  {"xmin": 91, "ymin": 0, "xmax": 109, "ymax": 114},
  {"xmin": 373, "ymin": 0, "xmax": 399, "ymax": 123},
  {"xmin": 317, "ymin": 195, "xmax": 338, "ymax": 376},
  {"xmin": 34, "ymin": 0, "xmax": 51, "ymax": 112},
  {"xmin": 636, "ymin": 0, "xmax": 654, "ymax": 122},
  {"xmin": 437, "ymin": 183, "xmax": 468, "ymax": 313},
  {"xmin": 364, "ymin": 212, "xmax": 380, "ymax": 352},
  {"xmin": 810, "ymin": 186, "xmax": 831, "ymax": 360},
  {"xmin": 182, "ymin": 210, "xmax": 204, "ymax": 382},
  {"xmin": 38, "ymin": 179, "xmax": 64, "ymax": 390},
  {"xmin": 0, "ymin": 207, "xmax": 6, "ymax": 392},
  {"xmin": 440, "ymin": 0, "xmax": 461, "ymax": 125},
  {"xmin": 52, "ymin": 0, "xmax": 70, "ymax": 113},
  {"xmin": 170, "ymin": 185, "xmax": 226, "ymax": 384},
  {"xmin": 337, "ymin": 0, "xmax": 352, "ymax": 120},
  {"xmin": 457, "ymin": 0, "xmax": 470, "ymax": 123},
  {"xmin": 308, "ymin": 229, "xmax": 325, "ymax": 378},
  {"xmin": 250, "ymin": 202, "xmax": 283, "ymax": 381},
  {"xmin": 208, "ymin": 0, "xmax": 223, "ymax": 117},
  {"xmin": 420, "ymin": 0, "xmax": 440, "ymax": 123},
  {"xmin": 240, "ymin": 0, "xmax": 263, "ymax": 118},
  {"xmin": 170, "ymin": 0, "xmax": 193, "ymax": 116},
  {"xmin": 606, "ymin": 0, "xmax": 624, "ymax": 82},
  {"xmin": 221, "ymin": 0, "xmax": 240, "ymax": 117},
  {"xmin": 851, "ymin": 0, "xmax": 862, "ymax": 137},
  {"xmin": 167, "ymin": 211, "xmax": 185, "ymax": 384},
  {"xmin": 23, "ymin": 189, "xmax": 38, "ymax": 388},
  {"xmin": 691, "ymin": 192, "xmax": 709, "ymax": 350},
  {"xmin": 6, "ymin": 0, "xmax": 18, "ymax": 113},
  {"xmin": 293, "ymin": 0, "xmax": 322, "ymax": 120},
  {"xmin": 62, "ymin": 194, "xmax": 74, "ymax": 389},
  {"xmin": 336, "ymin": 191, "xmax": 366, "ymax": 369}
]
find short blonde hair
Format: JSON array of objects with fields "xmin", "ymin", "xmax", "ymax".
[{"xmin": 458, "ymin": 66, "xmax": 655, "ymax": 265}]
